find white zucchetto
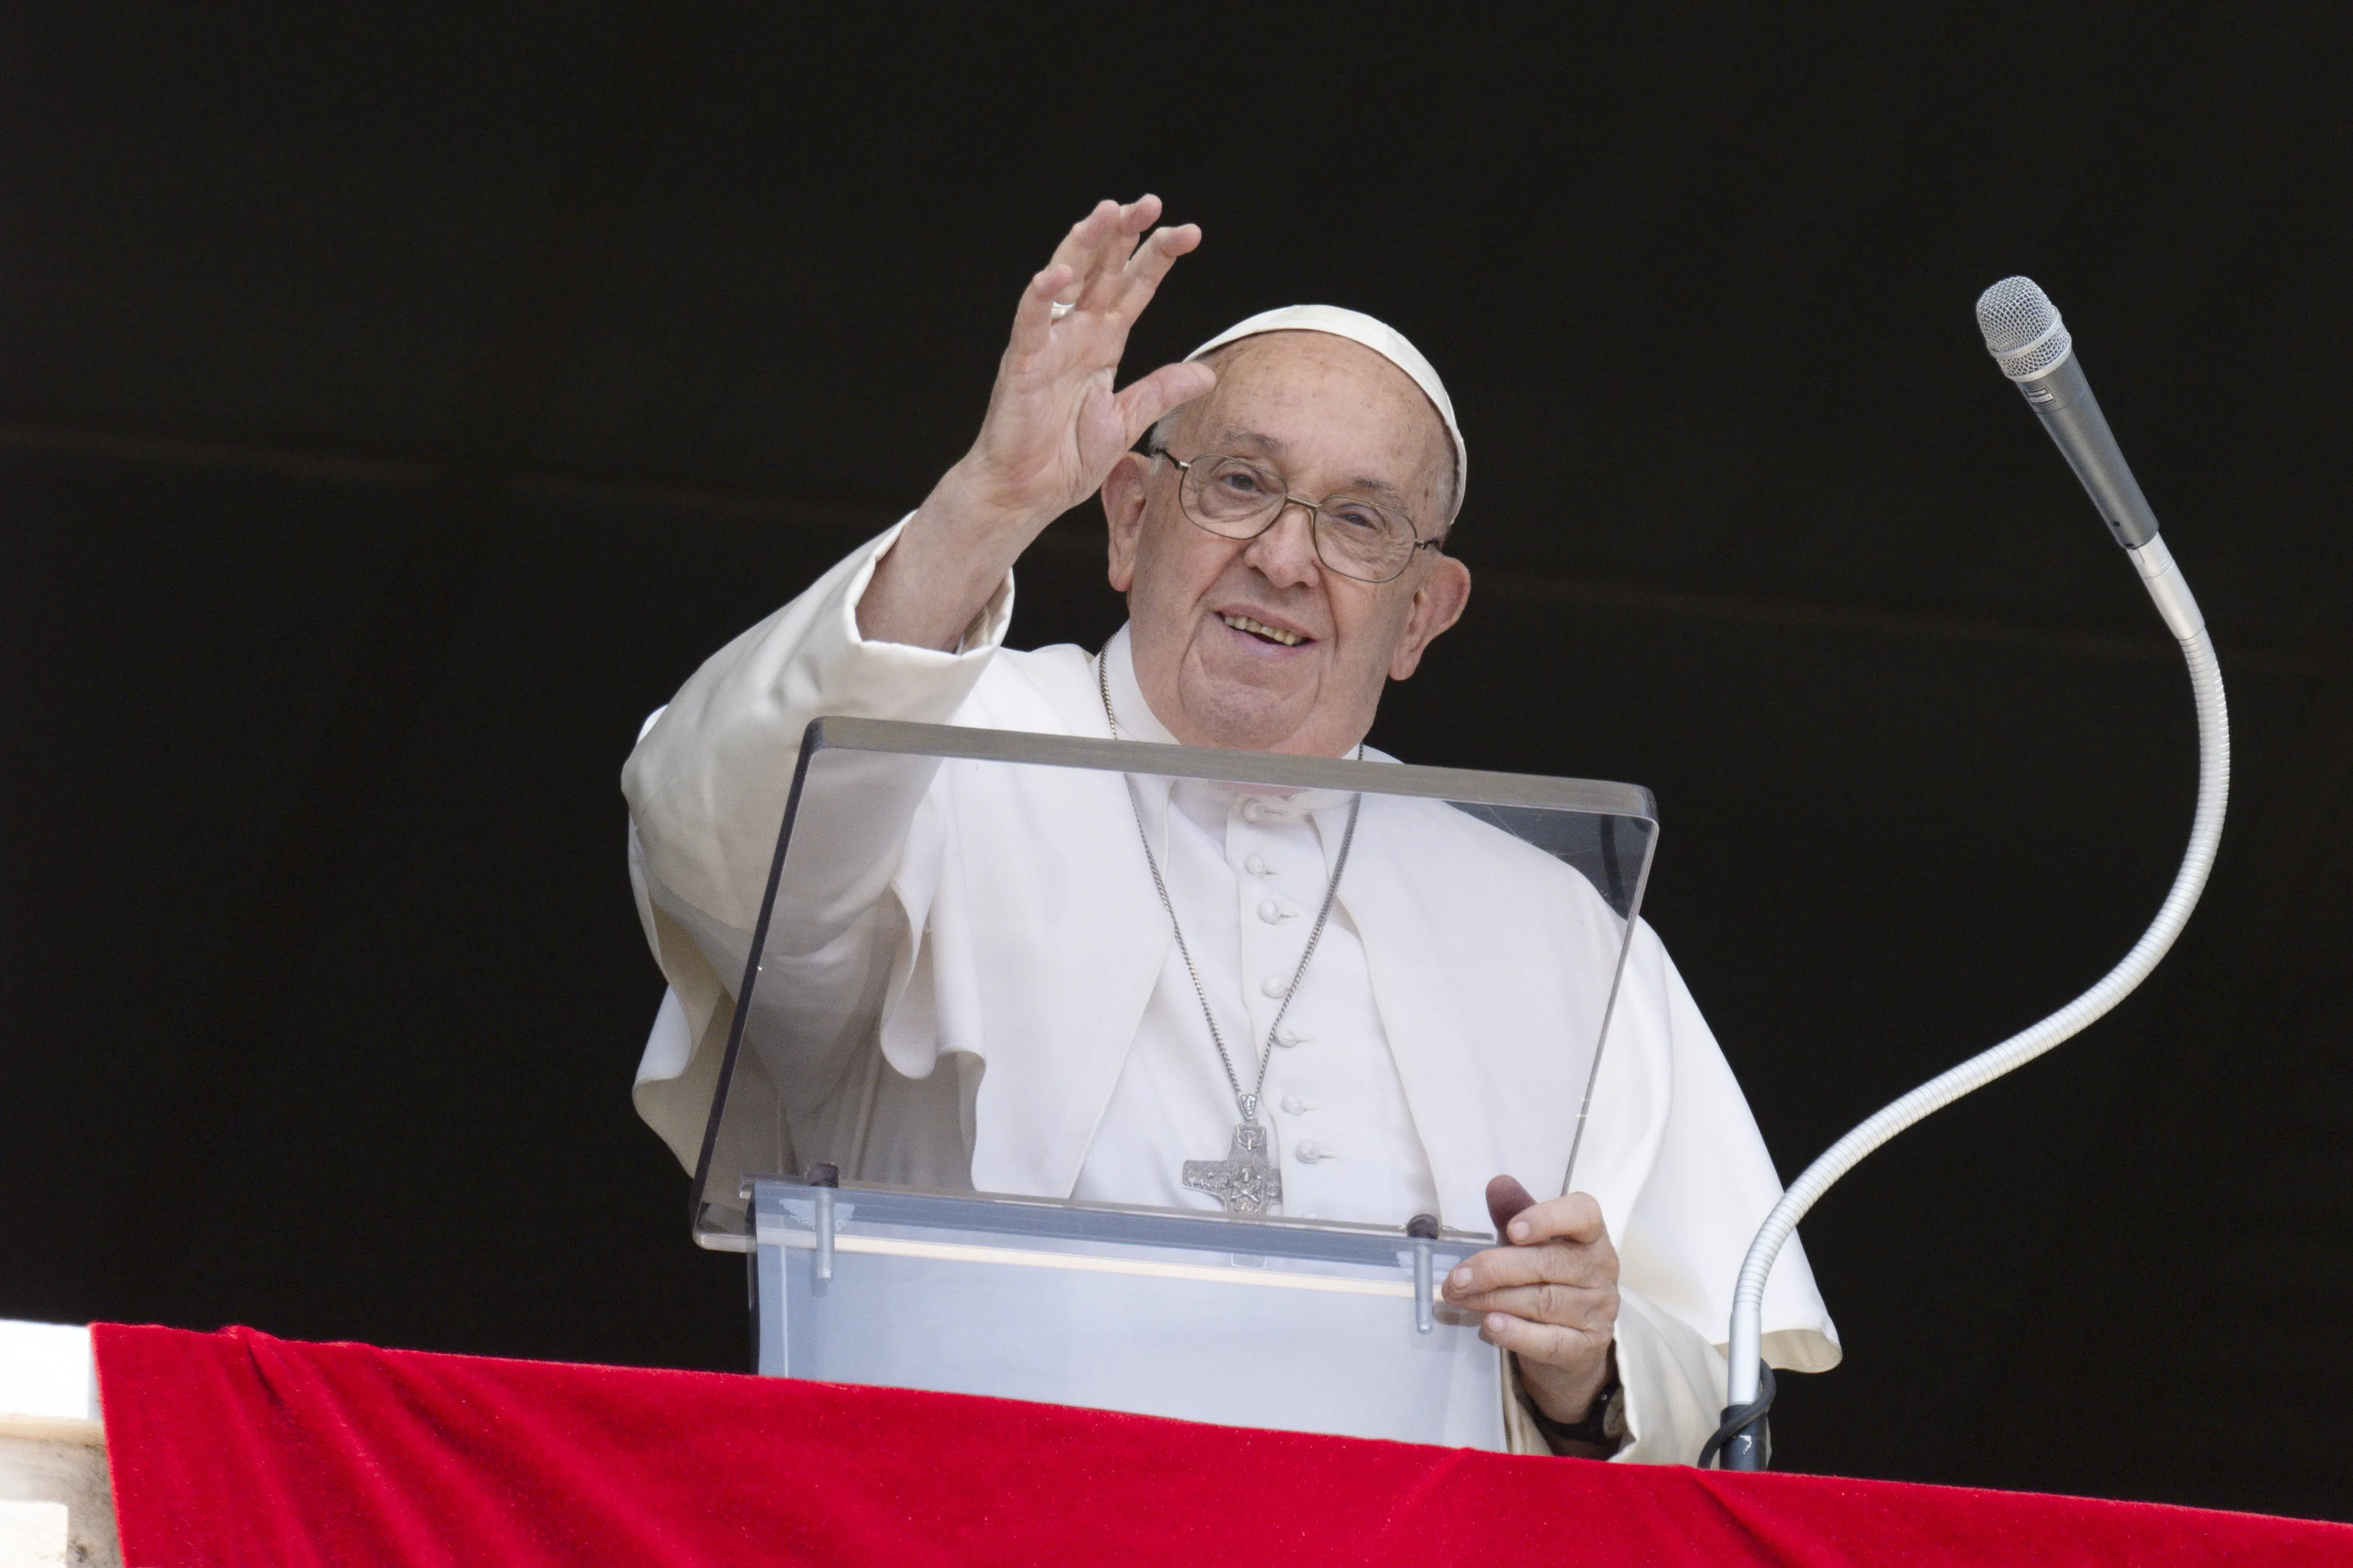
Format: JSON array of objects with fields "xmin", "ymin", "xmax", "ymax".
[{"xmin": 1186, "ymin": 305, "xmax": 1466, "ymax": 519}]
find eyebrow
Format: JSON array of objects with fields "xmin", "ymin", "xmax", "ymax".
[
  {"xmin": 1216, "ymin": 427, "xmax": 1288, "ymax": 457},
  {"xmin": 1216, "ymin": 427, "xmax": 1412, "ymax": 507}
]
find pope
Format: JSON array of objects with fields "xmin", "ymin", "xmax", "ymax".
[{"xmin": 623, "ymin": 195, "xmax": 1839, "ymax": 1460}]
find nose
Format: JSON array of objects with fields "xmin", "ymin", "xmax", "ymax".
[{"xmin": 1243, "ymin": 500, "xmax": 1322, "ymax": 589}]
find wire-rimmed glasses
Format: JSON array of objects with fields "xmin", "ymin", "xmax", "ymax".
[{"xmin": 1154, "ymin": 449, "xmax": 1442, "ymax": 584}]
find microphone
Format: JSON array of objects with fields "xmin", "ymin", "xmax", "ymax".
[
  {"xmin": 1707, "ymin": 276, "xmax": 2231, "ymax": 1472},
  {"xmin": 1974, "ymin": 277, "xmax": 2203, "ymax": 641}
]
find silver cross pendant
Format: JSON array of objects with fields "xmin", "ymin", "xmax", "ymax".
[{"xmin": 1182, "ymin": 1121, "xmax": 1282, "ymax": 1215}]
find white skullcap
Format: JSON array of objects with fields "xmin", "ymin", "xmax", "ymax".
[{"xmin": 1185, "ymin": 304, "xmax": 1466, "ymax": 520}]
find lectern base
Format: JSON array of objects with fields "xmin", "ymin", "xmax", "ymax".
[{"xmin": 745, "ymin": 1178, "xmax": 1508, "ymax": 1450}]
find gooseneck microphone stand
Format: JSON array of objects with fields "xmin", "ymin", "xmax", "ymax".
[{"xmin": 1705, "ymin": 279, "xmax": 2232, "ymax": 1470}]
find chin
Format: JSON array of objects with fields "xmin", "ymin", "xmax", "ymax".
[
  {"xmin": 1181, "ymin": 683, "xmax": 1304, "ymax": 751},
  {"xmin": 1191, "ymin": 670, "xmax": 1359, "ymax": 753}
]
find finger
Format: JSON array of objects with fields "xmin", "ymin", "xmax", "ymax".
[
  {"xmin": 1073, "ymin": 204, "xmax": 1139, "ymax": 309},
  {"xmin": 1109, "ymin": 224, "xmax": 1202, "ymax": 326},
  {"xmin": 1113, "ymin": 360, "xmax": 1216, "ymax": 447},
  {"xmin": 1119, "ymin": 192, "xmax": 1164, "ymax": 234},
  {"xmin": 1008, "ymin": 264, "xmax": 1078, "ymax": 357},
  {"xmin": 1478, "ymin": 1311, "xmax": 1609, "ymax": 1371},
  {"xmin": 1503, "ymin": 1192, "xmax": 1609, "ymax": 1249},
  {"xmin": 1447, "ymin": 1281, "xmax": 1615, "ymax": 1328},
  {"xmin": 1046, "ymin": 201, "xmax": 1122, "ymax": 299},
  {"xmin": 1443, "ymin": 1241, "xmax": 1613, "ymax": 1299},
  {"xmin": 1077, "ymin": 194, "xmax": 1164, "ymax": 311},
  {"xmin": 1486, "ymin": 1175, "xmax": 1538, "ymax": 1237}
]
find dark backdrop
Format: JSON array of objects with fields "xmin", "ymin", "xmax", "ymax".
[{"xmin": 4, "ymin": 1, "xmax": 2349, "ymax": 1520}]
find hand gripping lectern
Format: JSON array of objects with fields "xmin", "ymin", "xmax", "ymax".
[{"xmin": 687, "ymin": 718, "xmax": 1657, "ymax": 1450}]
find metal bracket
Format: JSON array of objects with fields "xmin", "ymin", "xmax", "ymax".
[
  {"xmin": 1406, "ymin": 1213, "xmax": 1439, "ymax": 1334},
  {"xmin": 815, "ymin": 1186, "xmax": 835, "ymax": 1283}
]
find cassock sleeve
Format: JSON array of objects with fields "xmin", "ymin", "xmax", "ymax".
[{"xmin": 621, "ymin": 519, "xmax": 1013, "ymax": 1167}]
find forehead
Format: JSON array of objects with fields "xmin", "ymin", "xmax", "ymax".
[{"xmin": 1186, "ymin": 332, "xmax": 1451, "ymax": 499}]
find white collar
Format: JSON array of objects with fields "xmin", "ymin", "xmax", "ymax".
[{"xmin": 1098, "ymin": 624, "xmax": 1179, "ymax": 744}]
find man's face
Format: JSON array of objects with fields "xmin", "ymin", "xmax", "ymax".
[{"xmin": 1102, "ymin": 332, "xmax": 1472, "ymax": 756}]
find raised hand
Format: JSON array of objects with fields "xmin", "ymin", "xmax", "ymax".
[
  {"xmin": 860, "ymin": 197, "xmax": 1211, "ymax": 650},
  {"xmin": 962, "ymin": 195, "xmax": 1211, "ymax": 524}
]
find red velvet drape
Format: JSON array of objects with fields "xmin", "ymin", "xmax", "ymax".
[{"xmin": 93, "ymin": 1324, "xmax": 2351, "ymax": 1566}]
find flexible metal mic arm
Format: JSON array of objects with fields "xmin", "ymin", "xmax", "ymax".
[{"xmin": 1708, "ymin": 279, "xmax": 2231, "ymax": 1470}]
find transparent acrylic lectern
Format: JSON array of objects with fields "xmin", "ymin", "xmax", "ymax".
[{"xmin": 689, "ymin": 717, "xmax": 1656, "ymax": 1450}]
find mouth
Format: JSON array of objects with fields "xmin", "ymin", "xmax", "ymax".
[{"xmin": 1218, "ymin": 611, "xmax": 1310, "ymax": 648}]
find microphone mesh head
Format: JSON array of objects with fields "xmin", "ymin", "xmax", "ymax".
[{"xmin": 1975, "ymin": 276, "xmax": 2072, "ymax": 380}]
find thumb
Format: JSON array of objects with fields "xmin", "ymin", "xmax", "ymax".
[
  {"xmin": 1115, "ymin": 361, "xmax": 1217, "ymax": 449},
  {"xmin": 1486, "ymin": 1174, "xmax": 1538, "ymax": 1239}
]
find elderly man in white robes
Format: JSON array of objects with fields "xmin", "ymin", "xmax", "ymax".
[{"xmin": 623, "ymin": 195, "xmax": 1839, "ymax": 1461}]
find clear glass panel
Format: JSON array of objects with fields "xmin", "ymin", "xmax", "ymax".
[{"xmin": 691, "ymin": 719, "xmax": 1657, "ymax": 1251}]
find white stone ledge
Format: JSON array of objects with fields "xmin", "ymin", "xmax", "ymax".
[
  {"xmin": 0, "ymin": 1431, "xmax": 115, "ymax": 1568},
  {"xmin": 0, "ymin": 1324, "xmax": 115, "ymax": 1567}
]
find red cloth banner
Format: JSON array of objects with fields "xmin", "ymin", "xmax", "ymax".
[{"xmin": 95, "ymin": 1324, "xmax": 2351, "ymax": 1567}]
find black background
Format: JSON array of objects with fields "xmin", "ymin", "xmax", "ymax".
[{"xmin": 4, "ymin": 1, "xmax": 2349, "ymax": 1520}]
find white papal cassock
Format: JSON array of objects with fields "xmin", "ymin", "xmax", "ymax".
[{"xmin": 622, "ymin": 519, "xmax": 1841, "ymax": 1463}]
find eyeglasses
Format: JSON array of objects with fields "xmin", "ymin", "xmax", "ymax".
[{"xmin": 1152, "ymin": 450, "xmax": 1442, "ymax": 585}]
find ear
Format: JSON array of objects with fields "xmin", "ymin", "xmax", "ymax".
[
  {"xmin": 1101, "ymin": 451, "xmax": 1153, "ymax": 594},
  {"xmin": 1387, "ymin": 556, "xmax": 1472, "ymax": 681}
]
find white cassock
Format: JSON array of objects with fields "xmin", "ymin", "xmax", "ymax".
[{"xmin": 623, "ymin": 519, "xmax": 1841, "ymax": 1463}]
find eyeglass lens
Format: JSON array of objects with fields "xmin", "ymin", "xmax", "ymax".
[{"xmin": 1179, "ymin": 457, "xmax": 1419, "ymax": 583}]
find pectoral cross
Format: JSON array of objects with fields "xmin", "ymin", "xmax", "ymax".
[{"xmin": 1182, "ymin": 1121, "xmax": 1282, "ymax": 1215}]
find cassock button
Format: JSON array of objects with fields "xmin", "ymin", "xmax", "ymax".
[
  {"xmin": 1258, "ymin": 900, "xmax": 1283, "ymax": 924},
  {"xmin": 1274, "ymin": 1025, "xmax": 1305, "ymax": 1047},
  {"xmin": 1244, "ymin": 855, "xmax": 1271, "ymax": 877},
  {"xmin": 1241, "ymin": 799, "xmax": 1265, "ymax": 824},
  {"xmin": 1296, "ymin": 1141, "xmax": 1328, "ymax": 1162},
  {"xmin": 1259, "ymin": 975, "xmax": 1288, "ymax": 998},
  {"xmin": 1280, "ymin": 1094, "xmax": 1308, "ymax": 1114}
]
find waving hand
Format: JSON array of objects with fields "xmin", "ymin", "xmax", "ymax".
[{"xmin": 861, "ymin": 196, "xmax": 1211, "ymax": 649}]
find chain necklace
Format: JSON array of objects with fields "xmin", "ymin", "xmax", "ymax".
[{"xmin": 1098, "ymin": 650, "xmax": 1362, "ymax": 1215}]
